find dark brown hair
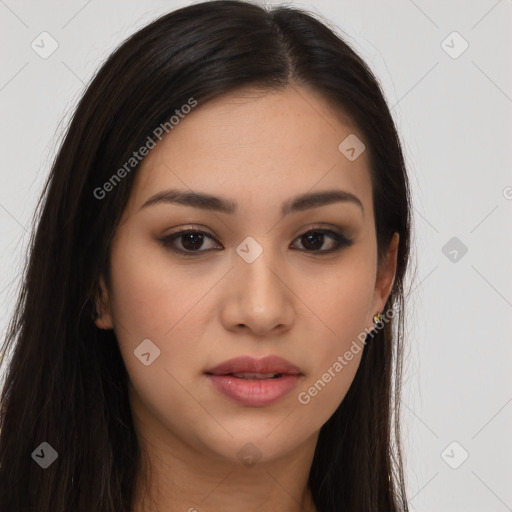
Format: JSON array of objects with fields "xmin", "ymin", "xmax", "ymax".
[{"xmin": 0, "ymin": 1, "xmax": 413, "ymax": 510}]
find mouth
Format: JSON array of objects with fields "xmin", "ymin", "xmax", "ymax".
[
  {"xmin": 204, "ymin": 355, "xmax": 303, "ymax": 407},
  {"xmin": 205, "ymin": 354, "xmax": 302, "ymax": 377}
]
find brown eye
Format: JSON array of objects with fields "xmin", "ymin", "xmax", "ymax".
[
  {"xmin": 179, "ymin": 232, "xmax": 207, "ymax": 251},
  {"xmin": 159, "ymin": 229, "xmax": 219, "ymax": 254},
  {"xmin": 291, "ymin": 229, "xmax": 353, "ymax": 254}
]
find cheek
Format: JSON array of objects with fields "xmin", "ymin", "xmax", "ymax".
[
  {"xmin": 298, "ymin": 251, "xmax": 375, "ymax": 342},
  {"xmin": 295, "ymin": 349, "xmax": 362, "ymax": 434},
  {"xmin": 107, "ymin": 234, "xmax": 228, "ymax": 389},
  {"xmin": 292, "ymin": 255, "xmax": 374, "ymax": 423},
  {"xmin": 108, "ymin": 232, "xmax": 213, "ymax": 339},
  {"xmin": 293, "ymin": 292, "xmax": 367, "ymax": 434},
  {"xmin": 106, "ymin": 242, "xmax": 219, "ymax": 443}
]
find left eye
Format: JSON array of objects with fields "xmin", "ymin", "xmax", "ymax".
[
  {"xmin": 160, "ymin": 230, "xmax": 221, "ymax": 254},
  {"xmin": 159, "ymin": 228, "xmax": 353, "ymax": 256}
]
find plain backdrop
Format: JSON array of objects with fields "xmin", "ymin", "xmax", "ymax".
[{"xmin": 0, "ymin": 1, "xmax": 511, "ymax": 511}]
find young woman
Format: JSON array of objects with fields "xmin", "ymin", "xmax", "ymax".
[{"xmin": 0, "ymin": 1, "xmax": 413, "ymax": 510}]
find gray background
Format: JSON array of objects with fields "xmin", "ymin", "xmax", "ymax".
[{"xmin": 1, "ymin": 1, "xmax": 511, "ymax": 510}]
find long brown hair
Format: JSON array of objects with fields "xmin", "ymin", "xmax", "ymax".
[{"xmin": 0, "ymin": 1, "xmax": 413, "ymax": 510}]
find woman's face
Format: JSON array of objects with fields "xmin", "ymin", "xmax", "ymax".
[{"xmin": 96, "ymin": 84, "xmax": 398, "ymax": 466}]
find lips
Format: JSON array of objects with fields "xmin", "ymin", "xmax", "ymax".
[
  {"xmin": 204, "ymin": 355, "xmax": 303, "ymax": 407},
  {"xmin": 205, "ymin": 355, "xmax": 302, "ymax": 378}
]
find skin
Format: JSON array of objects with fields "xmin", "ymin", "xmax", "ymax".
[{"xmin": 95, "ymin": 83, "xmax": 399, "ymax": 512}]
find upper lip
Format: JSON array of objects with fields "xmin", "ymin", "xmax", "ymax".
[{"xmin": 205, "ymin": 355, "xmax": 302, "ymax": 375}]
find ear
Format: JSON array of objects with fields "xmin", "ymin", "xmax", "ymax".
[
  {"xmin": 368, "ymin": 232, "xmax": 399, "ymax": 328},
  {"xmin": 93, "ymin": 274, "xmax": 114, "ymax": 330}
]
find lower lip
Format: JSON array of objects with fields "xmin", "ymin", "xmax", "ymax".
[{"xmin": 205, "ymin": 374, "xmax": 301, "ymax": 407}]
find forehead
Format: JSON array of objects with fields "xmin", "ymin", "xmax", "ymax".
[{"xmin": 127, "ymin": 84, "xmax": 373, "ymax": 219}]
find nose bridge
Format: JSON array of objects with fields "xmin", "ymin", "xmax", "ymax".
[
  {"xmin": 229, "ymin": 235, "xmax": 292, "ymax": 331},
  {"xmin": 236, "ymin": 239, "xmax": 280, "ymax": 304}
]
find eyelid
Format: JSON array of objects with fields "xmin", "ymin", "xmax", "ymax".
[{"xmin": 294, "ymin": 223, "xmax": 344, "ymax": 238}]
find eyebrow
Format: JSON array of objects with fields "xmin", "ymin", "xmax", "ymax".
[{"xmin": 139, "ymin": 188, "xmax": 364, "ymax": 216}]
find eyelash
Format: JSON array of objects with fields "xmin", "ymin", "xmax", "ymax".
[{"xmin": 158, "ymin": 226, "xmax": 354, "ymax": 256}]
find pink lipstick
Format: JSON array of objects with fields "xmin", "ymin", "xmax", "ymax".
[{"xmin": 205, "ymin": 355, "xmax": 303, "ymax": 407}]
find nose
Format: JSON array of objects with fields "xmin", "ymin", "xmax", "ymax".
[{"xmin": 220, "ymin": 245, "xmax": 294, "ymax": 337}]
